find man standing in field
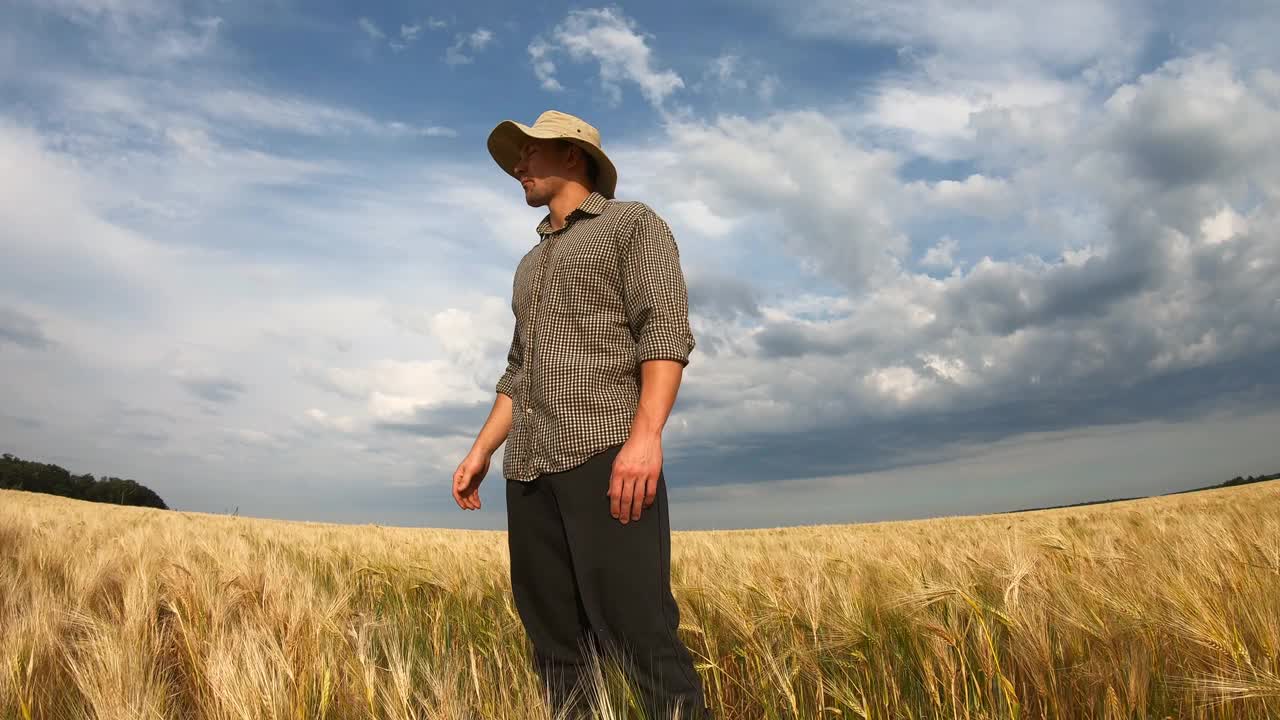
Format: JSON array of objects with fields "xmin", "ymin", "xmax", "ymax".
[{"xmin": 450, "ymin": 110, "xmax": 710, "ymax": 720}]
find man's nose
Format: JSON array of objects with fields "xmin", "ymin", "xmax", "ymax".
[{"xmin": 513, "ymin": 157, "xmax": 527, "ymax": 175}]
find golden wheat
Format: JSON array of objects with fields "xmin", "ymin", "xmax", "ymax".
[{"xmin": 2, "ymin": 481, "xmax": 1278, "ymax": 719}]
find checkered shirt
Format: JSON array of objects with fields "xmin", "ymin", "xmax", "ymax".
[{"xmin": 496, "ymin": 191, "xmax": 696, "ymax": 482}]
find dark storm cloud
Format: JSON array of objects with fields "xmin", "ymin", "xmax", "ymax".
[
  {"xmin": 755, "ymin": 318, "xmax": 862, "ymax": 358},
  {"xmin": 755, "ymin": 228, "xmax": 1170, "ymax": 363},
  {"xmin": 375, "ymin": 400, "xmax": 493, "ymax": 438},
  {"xmin": 1105, "ymin": 61, "xmax": 1275, "ymax": 190},
  {"xmin": 665, "ymin": 350, "xmax": 1280, "ymax": 488},
  {"xmin": 1122, "ymin": 127, "xmax": 1240, "ymax": 189},
  {"xmin": 935, "ymin": 239, "xmax": 1167, "ymax": 339},
  {"xmin": 0, "ymin": 307, "xmax": 51, "ymax": 349},
  {"xmin": 664, "ymin": 65, "xmax": 1280, "ymax": 491},
  {"xmin": 687, "ymin": 272, "xmax": 762, "ymax": 320},
  {"xmin": 712, "ymin": 219, "xmax": 1275, "ymax": 491},
  {"xmin": 673, "ymin": 378, "xmax": 739, "ymax": 413},
  {"xmin": 685, "ymin": 273, "xmax": 765, "ymax": 359},
  {"xmin": 179, "ymin": 376, "xmax": 248, "ymax": 404}
]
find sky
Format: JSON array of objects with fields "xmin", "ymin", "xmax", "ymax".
[{"xmin": 2, "ymin": 0, "xmax": 1279, "ymax": 531}]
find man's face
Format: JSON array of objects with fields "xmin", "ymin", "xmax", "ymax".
[{"xmin": 512, "ymin": 139, "xmax": 570, "ymax": 207}]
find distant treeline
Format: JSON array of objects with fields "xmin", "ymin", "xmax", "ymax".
[
  {"xmin": 0, "ymin": 453, "xmax": 168, "ymax": 510},
  {"xmin": 1214, "ymin": 472, "xmax": 1280, "ymax": 489},
  {"xmin": 1006, "ymin": 471, "xmax": 1280, "ymax": 514}
]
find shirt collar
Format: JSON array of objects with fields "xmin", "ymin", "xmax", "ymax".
[{"xmin": 536, "ymin": 191, "xmax": 610, "ymax": 237}]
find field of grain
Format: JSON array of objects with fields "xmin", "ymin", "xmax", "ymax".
[{"xmin": 2, "ymin": 481, "xmax": 1279, "ymax": 719}]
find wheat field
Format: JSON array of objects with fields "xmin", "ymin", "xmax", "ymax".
[{"xmin": 2, "ymin": 481, "xmax": 1278, "ymax": 720}]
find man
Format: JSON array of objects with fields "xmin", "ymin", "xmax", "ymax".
[{"xmin": 450, "ymin": 109, "xmax": 710, "ymax": 720}]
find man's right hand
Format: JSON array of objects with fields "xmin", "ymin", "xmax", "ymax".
[{"xmin": 452, "ymin": 450, "xmax": 491, "ymax": 511}]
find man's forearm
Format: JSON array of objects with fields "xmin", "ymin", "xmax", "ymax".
[
  {"xmin": 630, "ymin": 359, "xmax": 684, "ymax": 438},
  {"xmin": 472, "ymin": 392, "xmax": 515, "ymax": 457}
]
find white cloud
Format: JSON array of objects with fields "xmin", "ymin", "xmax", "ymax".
[
  {"xmin": 0, "ymin": 122, "xmax": 183, "ymax": 292},
  {"xmin": 910, "ymin": 174, "xmax": 1014, "ymax": 218},
  {"xmin": 426, "ymin": 299, "xmax": 510, "ymax": 358},
  {"xmin": 785, "ymin": 0, "xmax": 1139, "ymax": 70},
  {"xmin": 860, "ymin": 71, "xmax": 1078, "ymax": 161},
  {"xmin": 30, "ymin": 0, "xmax": 172, "ymax": 28},
  {"xmin": 16, "ymin": 0, "xmax": 223, "ymax": 67},
  {"xmin": 698, "ymin": 52, "xmax": 779, "ymax": 103},
  {"xmin": 1097, "ymin": 54, "xmax": 1279, "ymax": 192},
  {"xmin": 707, "ymin": 54, "xmax": 744, "ymax": 91},
  {"xmin": 920, "ymin": 236, "xmax": 958, "ymax": 270},
  {"xmin": 36, "ymin": 68, "xmax": 457, "ymax": 147},
  {"xmin": 866, "ymin": 88, "xmax": 975, "ymax": 148},
  {"xmin": 196, "ymin": 89, "xmax": 456, "ymax": 138},
  {"xmin": 660, "ymin": 110, "xmax": 907, "ymax": 289},
  {"xmin": 358, "ymin": 17, "xmax": 384, "ymax": 41},
  {"xmin": 6, "ymin": 0, "xmax": 1280, "ymax": 527},
  {"xmin": 383, "ymin": 17, "xmax": 448, "ymax": 51},
  {"xmin": 529, "ymin": 39, "xmax": 563, "ymax": 91},
  {"xmin": 0, "ymin": 307, "xmax": 52, "ymax": 349},
  {"xmin": 762, "ymin": 2, "xmax": 1125, "ymax": 165},
  {"xmin": 531, "ymin": 8, "xmax": 684, "ymax": 108},
  {"xmin": 306, "ymin": 408, "xmax": 357, "ymax": 433},
  {"xmin": 1200, "ymin": 206, "xmax": 1247, "ymax": 246},
  {"xmin": 149, "ymin": 15, "xmax": 222, "ymax": 61},
  {"xmin": 313, "ymin": 358, "xmax": 486, "ymax": 421},
  {"xmin": 445, "ymin": 27, "xmax": 495, "ymax": 66},
  {"xmin": 617, "ymin": 48, "xmax": 1280, "ymax": 461},
  {"xmin": 0, "ymin": 27, "xmax": 534, "ymax": 515},
  {"xmin": 224, "ymin": 427, "xmax": 287, "ymax": 450},
  {"xmin": 665, "ymin": 199, "xmax": 736, "ymax": 238},
  {"xmin": 865, "ymin": 365, "xmax": 931, "ymax": 405}
]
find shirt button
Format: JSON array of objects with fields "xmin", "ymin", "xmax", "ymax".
[{"xmin": 525, "ymin": 406, "xmax": 532, "ymax": 413}]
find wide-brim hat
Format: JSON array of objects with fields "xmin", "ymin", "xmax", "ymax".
[{"xmin": 487, "ymin": 110, "xmax": 618, "ymax": 199}]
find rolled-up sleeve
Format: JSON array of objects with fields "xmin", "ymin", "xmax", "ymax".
[
  {"xmin": 621, "ymin": 206, "xmax": 696, "ymax": 367},
  {"xmin": 495, "ymin": 320, "xmax": 523, "ymax": 397}
]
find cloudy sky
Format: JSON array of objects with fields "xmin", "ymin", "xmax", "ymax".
[{"xmin": 2, "ymin": 0, "xmax": 1278, "ymax": 530}]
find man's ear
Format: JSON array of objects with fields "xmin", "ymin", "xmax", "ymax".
[
  {"xmin": 567, "ymin": 144, "xmax": 591, "ymax": 180},
  {"xmin": 575, "ymin": 142, "xmax": 590, "ymax": 166}
]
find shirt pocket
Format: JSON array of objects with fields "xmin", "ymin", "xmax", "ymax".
[{"xmin": 552, "ymin": 235, "xmax": 622, "ymax": 317}]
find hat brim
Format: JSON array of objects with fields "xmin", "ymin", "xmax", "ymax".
[{"xmin": 486, "ymin": 120, "xmax": 618, "ymax": 199}]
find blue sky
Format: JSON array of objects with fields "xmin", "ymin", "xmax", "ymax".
[{"xmin": 2, "ymin": 0, "xmax": 1279, "ymax": 530}]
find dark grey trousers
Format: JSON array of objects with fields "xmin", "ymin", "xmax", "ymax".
[{"xmin": 506, "ymin": 443, "xmax": 710, "ymax": 719}]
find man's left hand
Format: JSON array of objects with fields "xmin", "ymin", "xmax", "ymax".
[{"xmin": 608, "ymin": 433, "xmax": 662, "ymax": 524}]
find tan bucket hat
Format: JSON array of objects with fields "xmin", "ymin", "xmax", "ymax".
[{"xmin": 487, "ymin": 110, "xmax": 619, "ymax": 199}]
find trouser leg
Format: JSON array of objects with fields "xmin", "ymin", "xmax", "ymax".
[
  {"xmin": 548, "ymin": 444, "xmax": 709, "ymax": 720},
  {"xmin": 506, "ymin": 476, "xmax": 598, "ymax": 718}
]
